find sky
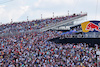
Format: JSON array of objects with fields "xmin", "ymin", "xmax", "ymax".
[{"xmin": 0, "ymin": 0, "xmax": 100, "ymax": 24}]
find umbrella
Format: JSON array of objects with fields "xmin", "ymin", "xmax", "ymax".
[
  {"xmin": 60, "ymin": 32, "xmax": 66, "ymax": 35},
  {"xmin": 65, "ymin": 32, "xmax": 69, "ymax": 34},
  {"xmin": 69, "ymin": 30, "xmax": 78, "ymax": 34},
  {"xmin": 60, "ymin": 31, "xmax": 69, "ymax": 35}
]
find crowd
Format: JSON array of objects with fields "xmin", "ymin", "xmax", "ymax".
[
  {"xmin": 70, "ymin": 25, "xmax": 82, "ymax": 31},
  {"xmin": 0, "ymin": 13, "xmax": 99, "ymax": 67},
  {"xmin": 0, "ymin": 13, "xmax": 85, "ymax": 35},
  {"xmin": 0, "ymin": 30, "xmax": 99, "ymax": 67}
]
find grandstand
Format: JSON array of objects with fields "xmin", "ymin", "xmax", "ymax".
[
  {"xmin": 0, "ymin": 13, "xmax": 100, "ymax": 67},
  {"xmin": 0, "ymin": 13, "xmax": 87, "ymax": 37}
]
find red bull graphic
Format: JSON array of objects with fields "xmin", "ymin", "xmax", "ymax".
[
  {"xmin": 85, "ymin": 22, "xmax": 100, "ymax": 31},
  {"xmin": 81, "ymin": 21, "xmax": 100, "ymax": 32}
]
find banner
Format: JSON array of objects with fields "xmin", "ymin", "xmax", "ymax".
[{"xmin": 81, "ymin": 21, "xmax": 100, "ymax": 32}]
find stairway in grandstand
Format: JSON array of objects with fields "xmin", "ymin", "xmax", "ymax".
[{"xmin": 39, "ymin": 13, "xmax": 87, "ymax": 32}]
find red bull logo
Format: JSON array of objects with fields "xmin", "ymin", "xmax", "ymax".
[
  {"xmin": 85, "ymin": 22, "xmax": 100, "ymax": 31},
  {"xmin": 81, "ymin": 21, "xmax": 100, "ymax": 32}
]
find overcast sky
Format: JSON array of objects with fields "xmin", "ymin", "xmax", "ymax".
[{"xmin": 0, "ymin": 0, "xmax": 100, "ymax": 24}]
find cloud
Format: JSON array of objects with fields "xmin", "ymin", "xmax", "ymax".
[
  {"xmin": 0, "ymin": 5, "xmax": 5, "ymax": 14},
  {"xmin": 9, "ymin": 6, "xmax": 29, "ymax": 21},
  {"xmin": 34, "ymin": 0, "xmax": 74, "ymax": 8},
  {"xmin": 0, "ymin": 0, "xmax": 100, "ymax": 24},
  {"xmin": 0, "ymin": 0, "xmax": 30, "ymax": 23},
  {"xmin": 0, "ymin": 5, "xmax": 29, "ymax": 24}
]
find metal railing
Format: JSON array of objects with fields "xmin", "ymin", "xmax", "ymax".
[{"xmin": 40, "ymin": 13, "xmax": 87, "ymax": 32}]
